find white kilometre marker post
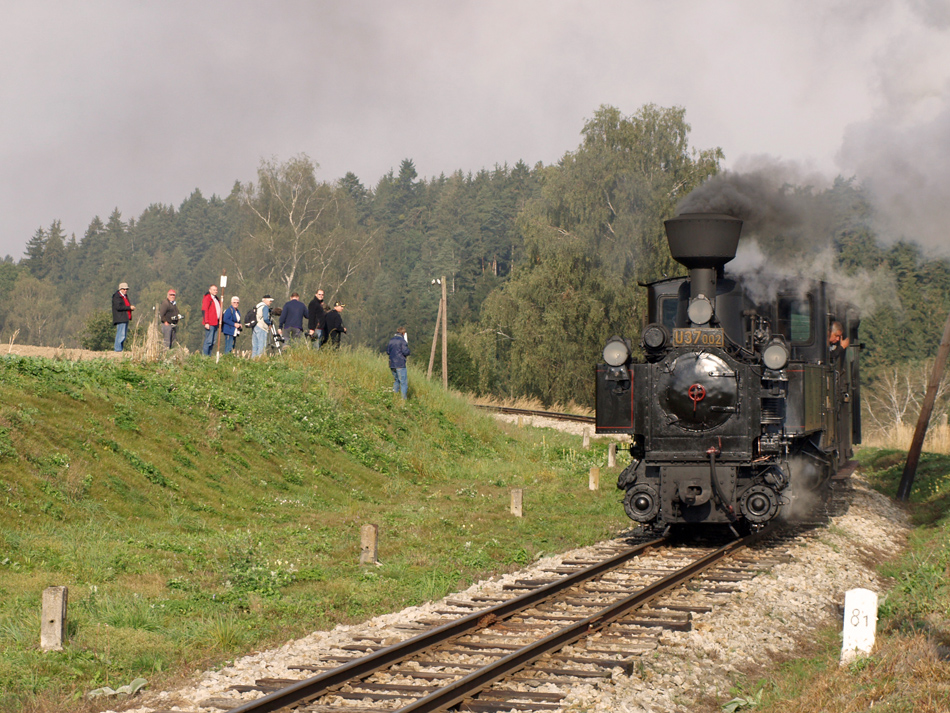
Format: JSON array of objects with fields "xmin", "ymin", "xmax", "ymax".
[{"xmin": 841, "ymin": 588, "xmax": 878, "ymax": 665}]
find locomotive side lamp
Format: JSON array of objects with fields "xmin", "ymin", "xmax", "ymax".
[
  {"xmin": 762, "ymin": 338, "xmax": 790, "ymax": 370},
  {"xmin": 602, "ymin": 336, "xmax": 630, "ymax": 366}
]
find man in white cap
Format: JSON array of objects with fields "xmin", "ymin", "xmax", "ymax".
[
  {"xmin": 159, "ymin": 288, "xmax": 181, "ymax": 348},
  {"xmin": 111, "ymin": 282, "xmax": 135, "ymax": 352},
  {"xmin": 252, "ymin": 294, "xmax": 275, "ymax": 358}
]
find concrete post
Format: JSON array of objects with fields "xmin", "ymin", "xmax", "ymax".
[
  {"xmin": 589, "ymin": 467, "xmax": 600, "ymax": 491},
  {"xmin": 510, "ymin": 488, "xmax": 523, "ymax": 517},
  {"xmin": 841, "ymin": 588, "xmax": 878, "ymax": 665},
  {"xmin": 41, "ymin": 586, "xmax": 68, "ymax": 651},
  {"xmin": 582, "ymin": 428, "xmax": 590, "ymax": 449},
  {"xmin": 608, "ymin": 442, "xmax": 617, "ymax": 468},
  {"xmin": 360, "ymin": 524, "xmax": 379, "ymax": 565}
]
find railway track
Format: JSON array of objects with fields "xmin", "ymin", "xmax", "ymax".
[
  {"xmin": 475, "ymin": 405, "xmax": 595, "ymax": 425},
  {"xmin": 222, "ymin": 527, "xmax": 792, "ymax": 713}
]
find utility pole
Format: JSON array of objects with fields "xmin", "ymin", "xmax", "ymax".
[
  {"xmin": 427, "ymin": 294, "xmax": 442, "ymax": 380},
  {"xmin": 426, "ymin": 276, "xmax": 449, "ymax": 387},
  {"xmin": 441, "ymin": 275, "xmax": 448, "ymax": 389},
  {"xmin": 897, "ymin": 309, "xmax": 950, "ymax": 501}
]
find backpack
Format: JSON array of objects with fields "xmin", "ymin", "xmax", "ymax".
[{"xmin": 244, "ymin": 304, "xmax": 260, "ymax": 330}]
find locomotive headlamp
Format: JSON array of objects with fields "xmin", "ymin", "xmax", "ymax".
[
  {"xmin": 603, "ymin": 337, "xmax": 630, "ymax": 367},
  {"xmin": 687, "ymin": 296, "xmax": 713, "ymax": 325},
  {"xmin": 641, "ymin": 323, "xmax": 669, "ymax": 350},
  {"xmin": 762, "ymin": 339, "xmax": 789, "ymax": 370}
]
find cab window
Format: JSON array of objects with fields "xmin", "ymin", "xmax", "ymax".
[
  {"xmin": 777, "ymin": 295, "xmax": 813, "ymax": 344},
  {"xmin": 659, "ymin": 296, "xmax": 679, "ymax": 330}
]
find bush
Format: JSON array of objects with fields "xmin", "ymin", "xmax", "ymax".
[{"xmin": 80, "ymin": 310, "xmax": 115, "ymax": 351}]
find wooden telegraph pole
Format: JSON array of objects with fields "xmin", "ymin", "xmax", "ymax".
[
  {"xmin": 427, "ymin": 276, "xmax": 448, "ymax": 386},
  {"xmin": 897, "ymin": 308, "xmax": 950, "ymax": 501},
  {"xmin": 427, "ymin": 282, "xmax": 442, "ymax": 380},
  {"xmin": 441, "ymin": 275, "xmax": 448, "ymax": 389}
]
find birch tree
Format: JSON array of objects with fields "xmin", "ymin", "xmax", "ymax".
[{"xmin": 238, "ymin": 155, "xmax": 377, "ymax": 296}]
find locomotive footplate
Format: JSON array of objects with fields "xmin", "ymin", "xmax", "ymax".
[
  {"xmin": 833, "ymin": 459, "xmax": 859, "ymax": 480},
  {"xmin": 659, "ymin": 465, "xmax": 737, "ymax": 523}
]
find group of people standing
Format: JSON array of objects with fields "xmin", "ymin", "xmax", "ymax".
[
  {"xmin": 113, "ymin": 280, "xmax": 412, "ymax": 398},
  {"xmin": 112, "ymin": 283, "xmax": 347, "ymax": 357}
]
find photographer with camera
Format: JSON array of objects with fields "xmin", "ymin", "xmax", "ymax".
[
  {"xmin": 222, "ymin": 296, "xmax": 242, "ymax": 354},
  {"xmin": 159, "ymin": 289, "xmax": 181, "ymax": 348},
  {"xmin": 251, "ymin": 295, "xmax": 275, "ymax": 358}
]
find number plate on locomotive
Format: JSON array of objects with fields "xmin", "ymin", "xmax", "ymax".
[{"xmin": 671, "ymin": 328, "xmax": 724, "ymax": 348}]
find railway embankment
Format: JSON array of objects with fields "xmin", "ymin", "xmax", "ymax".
[{"xmin": 0, "ymin": 348, "xmax": 626, "ymax": 712}]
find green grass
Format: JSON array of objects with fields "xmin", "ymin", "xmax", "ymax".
[
  {"xmin": 701, "ymin": 447, "xmax": 950, "ymax": 713},
  {"xmin": 0, "ymin": 347, "xmax": 627, "ymax": 711}
]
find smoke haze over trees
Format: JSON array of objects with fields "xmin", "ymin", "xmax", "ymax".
[{"xmin": 1, "ymin": 103, "xmax": 948, "ymax": 409}]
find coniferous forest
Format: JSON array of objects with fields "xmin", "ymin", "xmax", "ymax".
[{"xmin": 2, "ymin": 104, "xmax": 949, "ymax": 408}]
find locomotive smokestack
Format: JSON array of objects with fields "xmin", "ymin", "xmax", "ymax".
[{"xmin": 664, "ymin": 213, "xmax": 742, "ymax": 324}]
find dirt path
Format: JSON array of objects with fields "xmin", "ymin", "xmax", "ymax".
[{"xmin": 0, "ymin": 344, "xmax": 123, "ymax": 361}]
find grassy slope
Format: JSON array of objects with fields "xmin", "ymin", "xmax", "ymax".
[
  {"xmin": 0, "ymin": 348, "xmax": 627, "ymax": 712},
  {"xmin": 708, "ymin": 449, "xmax": 950, "ymax": 713}
]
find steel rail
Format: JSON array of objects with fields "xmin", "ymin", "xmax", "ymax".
[
  {"xmin": 228, "ymin": 537, "xmax": 665, "ymax": 713},
  {"xmin": 394, "ymin": 529, "xmax": 768, "ymax": 713},
  {"xmin": 475, "ymin": 405, "xmax": 596, "ymax": 424}
]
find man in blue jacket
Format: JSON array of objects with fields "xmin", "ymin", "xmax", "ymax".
[
  {"xmin": 387, "ymin": 327, "xmax": 410, "ymax": 400},
  {"xmin": 278, "ymin": 292, "xmax": 308, "ymax": 344}
]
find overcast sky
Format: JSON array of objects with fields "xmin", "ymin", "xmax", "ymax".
[{"xmin": 2, "ymin": 0, "xmax": 948, "ymax": 259}]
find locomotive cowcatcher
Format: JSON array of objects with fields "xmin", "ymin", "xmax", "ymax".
[{"xmin": 596, "ymin": 213, "xmax": 861, "ymax": 531}]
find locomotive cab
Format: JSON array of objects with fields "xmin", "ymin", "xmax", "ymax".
[{"xmin": 596, "ymin": 213, "xmax": 861, "ymax": 532}]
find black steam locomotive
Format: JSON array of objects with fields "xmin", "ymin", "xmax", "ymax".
[{"xmin": 596, "ymin": 213, "xmax": 860, "ymax": 532}]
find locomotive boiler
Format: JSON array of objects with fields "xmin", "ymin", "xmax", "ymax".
[{"xmin": 596, "ymin": 213, "xmax": 860, "ymax": 531}]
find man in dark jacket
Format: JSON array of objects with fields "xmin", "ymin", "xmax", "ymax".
[
  {"xmin": 112, "ymin": 282, "xmax": 135, "ymax": 352},
  {"xmin": 307, "ymin": 289, "xmax": 326, "ymax": 349},
  {"xmin": 322, "ymin": 302, "xmax": 346, "ymax": 348},
  {"xmin": 387, "ymin": 327, "xmax": 410, "ymax": 399},
  {"xmin": 159, "ymin": 288, "xmax": 181, "ymax": 348},
  {"xmin": 278, "ymin": 292, "xmax": 308, "ymax": 344}
]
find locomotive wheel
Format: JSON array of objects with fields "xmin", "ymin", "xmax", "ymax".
[
  {"xmin": 624, "ymin": 484, "xmax": 660, "ymax": 523},
  {"xmin": 739, "ymin": 485, "xmax": 780, "ymax": 524}
]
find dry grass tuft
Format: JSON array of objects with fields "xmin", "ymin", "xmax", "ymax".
[
  {"xmin": 862, "ymin": 420, "xmax": 950, "ymax": 454},
  {"xmin": 470, "ymin": 394, "xmax": 593, "ymax": 418},
  {"xmin": 757, "ymin": 634, "xmax": 950, "ymax": 713}
]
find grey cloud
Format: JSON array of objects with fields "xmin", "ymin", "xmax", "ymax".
[{"xmin": 2, "ymin": 0, "xmax": 949, "ymax": 260}]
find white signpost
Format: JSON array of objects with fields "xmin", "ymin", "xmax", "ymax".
[{"xmin": 841, "ymin": 588, "xmax": 878, "ymax": 665}]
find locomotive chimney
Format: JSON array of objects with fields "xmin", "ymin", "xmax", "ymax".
[{"xmin": 664, "ymin": 213, "xmax": 742, "ymax": 324}]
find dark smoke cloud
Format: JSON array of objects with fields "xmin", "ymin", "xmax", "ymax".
[
  {"xmin": 676, "ymin": 157, "xmax": 898, "ymax": 317},
  {"xmin": 675, "ymin": 157, "xmax": 839, "ymax": 261}
]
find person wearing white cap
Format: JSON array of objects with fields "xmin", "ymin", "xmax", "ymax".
[
  {"xmin": 252, "ymin": 295, "xmax": 275, "ymax": 358},
  {"xmin": 111, "ymin": 282, "xmax": 135, "ymax": 352},
  {"xmin": 159, "ymin": 288, "xmax": 181, "ymax": 348}
]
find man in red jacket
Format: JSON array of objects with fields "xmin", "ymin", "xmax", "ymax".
[{"xmin": 202, "ymin": 285, "xmax": 222, "ymax": 355}]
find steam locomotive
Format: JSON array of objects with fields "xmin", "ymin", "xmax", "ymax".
[{"xmin": 596, "ymin": 213, "xmax": 860, "ymax": 531}]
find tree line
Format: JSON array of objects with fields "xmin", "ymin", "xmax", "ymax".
[{"xmin": 2, "ymin": 103, "xmax": 949, "ymax": 408}]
